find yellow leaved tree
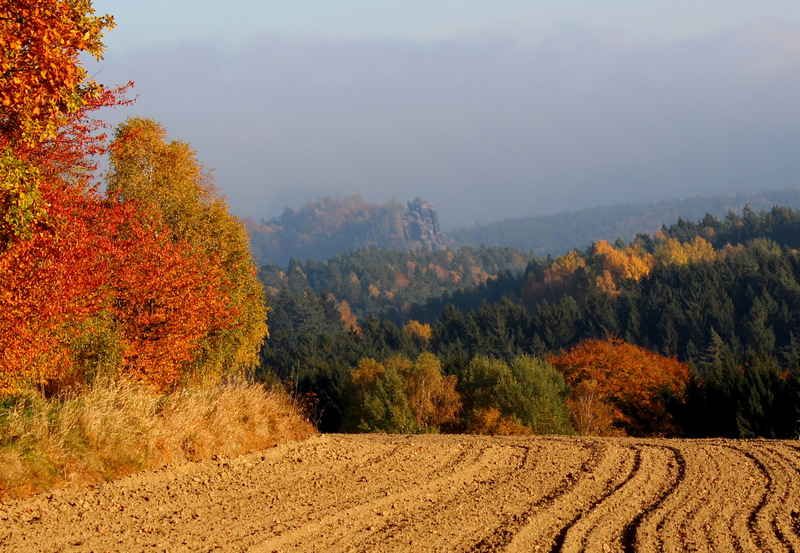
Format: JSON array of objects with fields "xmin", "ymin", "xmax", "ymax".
[
  {"xmin": 655, "ymin": 236, "xmax": 716, "ymax": 266},
  {"xmin": 106, "ymin": 117, "xmax": 267, "ymax": 383}
]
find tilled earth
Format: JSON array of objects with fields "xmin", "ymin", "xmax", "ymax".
[{"xmin": 2, "ymin": 434, "xmax": 800, "ymax": 552}]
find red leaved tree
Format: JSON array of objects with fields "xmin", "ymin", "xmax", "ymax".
[
  {"xmin": 0, "ymin": 2, "xmax": 245, "ymax": 395},
  {"xmin": 549, "ymin": 338, "xmax": 689, "ymax": 436},
  {"xmin": 0, "ymin": 179, "xmax": 234, "ymax": 394}
]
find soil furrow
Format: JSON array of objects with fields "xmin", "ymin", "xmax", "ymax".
[
  {"xmin": 1, "ymin": 435, "xmax": 798, "ymax": 553},
  {"xmin": 736, "ymin": 442, "xmax": 800, "ymax": 552},
  {"xmin": 652, "ymin": 442, "xmax": 737, "ymax": 552},
  {"xmin": 361, "ymin": 442, "xmax": 538, "ymax": 552},
  {"xmin": 466, "ymin": 439, "xmax": 602, "ymax": 553},
  {"xmin": 549, "ymin": 446, "xmax": 641, "ymax": 553},
  {"xmin": 500, "ymin": 441, "xmax": 639, "ymax": 552},
  {"xmin": 627, "ymin": 444, "xmax": 687, "ymax": 553},
  {"xmin": 549, "ymin": 444, "xmax": 681, "ymax": 553},
  {"xmin": 246, "ymin": 437, "xmax": 518, "ymax": 552},
  {"xmin": 718, "ymin": 444, "xmax": 772, "ymax": 553},
  {"xmin": 617, "ymin": 444, "xmax": 685, "ymax": 552}
]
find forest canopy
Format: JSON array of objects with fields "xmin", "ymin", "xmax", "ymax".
[{"xmin": 259, "ymin": 205, "xmax": 800, "ymax": 438}]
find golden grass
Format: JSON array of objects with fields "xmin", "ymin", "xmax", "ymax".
[{"xmin": 0, "ymin": 380, "xmax": 317, "ymax": 499}]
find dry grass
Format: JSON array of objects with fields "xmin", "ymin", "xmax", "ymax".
[{"xmin": 0, "ymin": 380, "xmax": 317, "ymax": 499}]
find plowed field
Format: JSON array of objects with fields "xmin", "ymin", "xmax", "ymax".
[{"xmin": 2, "ymin": 434, "xmax": 800, "ymax": 552}]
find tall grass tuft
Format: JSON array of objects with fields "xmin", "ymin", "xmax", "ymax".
[{"xmin": 0, "ymin": 380, "xmax": 316, "ymax": 499}]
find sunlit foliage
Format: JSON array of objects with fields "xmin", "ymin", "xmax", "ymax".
[
  {"xmin": 345, "ymin": 353, "xmax": 460, "ymax": 433},
  {"xmin": 107, "ymin": 118, "xmax": 267, "ymax": 382},
  {"xmin": 458, "ymin": 355, "xmax": 572, "ymax": 435},
  {"xmin": 549, "ymin": 338, "xmax": 689, "ymax": 436}
]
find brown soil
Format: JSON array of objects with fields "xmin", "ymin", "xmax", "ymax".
[{"xmin": 1, "ymin": 434, "xmax": 799, "ymax": 552}]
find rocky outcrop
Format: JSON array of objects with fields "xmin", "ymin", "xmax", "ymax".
[
  {"xmin": 406, "ymin": 198, "xmax": 447, "ymax": 250},
  {"xmin": 246, "ymin": 195, "xmax": 449, "ymax": 265}
]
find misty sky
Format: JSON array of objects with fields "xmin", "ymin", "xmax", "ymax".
[{"xmin": 88, "ymin": 1, "xmax": 800, "ymax": 228}]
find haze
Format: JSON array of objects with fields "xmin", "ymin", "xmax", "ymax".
[{"xmin": 89, "ymin": 1, "xmax": 800, "ymax": 229}]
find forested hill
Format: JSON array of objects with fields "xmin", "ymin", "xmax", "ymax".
[
  {"xmin": 245, "ymin": 195, "xmax": 447, "ymax": 266},
  {"xmin": 258, "ymin": 245, "xmax": 528, "ymax": 323},
  {"xmin": 448, "ymin": 188, "xmax": 800, "ymax": 255},
  {"xmin": 259, "ymin": 204, "xmax": 800, "ymax": 437}
]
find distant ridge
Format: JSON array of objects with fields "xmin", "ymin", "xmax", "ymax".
[
  {"xmin": 245, "ymin": 195, "xmax": 447, "ymax": 266},
  {"xmin": 447, "ymin": 188, "xmax": 800, "ymax": 256}
]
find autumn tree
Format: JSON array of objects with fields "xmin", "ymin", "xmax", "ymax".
[
  {"xmin": 404, "ymin": 320, "xmax": 432, "ymax": 342},
  {"xmin": 591, "ymin": 240, "xmax": 654, "ymax": 295},
  {"xmin": 107, "ymin": 118, "xmax": 267, "ymax": 382},
  {"xmin": 549, "ymin": 338, "xmax": 689, "ymax": 436},
  {"xmin": 0, "ymin": 181, "xmax": 235, "ymax": 395},
  {"xmin": 0, "ymin": 186, "xmax": 109, "ymax": 394},
  {"xmin": 403, "ymin": 320, "xmax": 432, "ymax": 351},
  {"xmin": 0, "ymin": 2, "xmax": 242, "ymax": 395},
  {"xmin": 0, "ymin": 0, "xmax": 123, "ymax": 394},
  {"xmin": 654, "ymin": 236, "xmax": 716, "ymax": 266},
  {"xmin": 396, "ymin": 353, "xmax": 461, "ymax": 430},
  {"xmin": 458, "ymin": 355, "xmax": 572, "ymax": 435},
  {"xmin": 102, "ymin": 203, "xmax": 234, "ymax": 389},
  {"xmin": 345, "ymin": 357, "xmax": 418, "ymax": 433},
  {"xmin": 344, "ymin": 354, "xmax": 461, "ymax": 433},
  {"xmin": 0, "ymin": 0, "xmax": 112, "ymax": 142},
  {"xmin": 0, "ymin": 0, "xmax": 115, "ymax": 244}
]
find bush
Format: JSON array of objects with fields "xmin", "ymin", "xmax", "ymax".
[
  {"xmin": 344, "ymin": 353, "xmax": 462, "ymax": 433},
  {"xmin": 458, "ymin": 355, "xmax": 572, "ymax": 435}
]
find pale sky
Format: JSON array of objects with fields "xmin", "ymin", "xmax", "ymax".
[{"xmin": 89, "ymin": 1, "xmax": 800, "ymax": 227}]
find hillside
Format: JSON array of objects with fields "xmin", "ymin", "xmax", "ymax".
[
  {"xmin": 447, "ymin": 188, "xmax": 800, "ymax": 255},
  {"xmin": 245, "ymin": 195, "xmax": 447, "ymax": 266},
  {"xmin": 258, "ymin": 244, "xmax": 528, "ymax": 323},
  {"xmin": 258, "ymin": 205, "xmax": 800, "ymax": 436}
]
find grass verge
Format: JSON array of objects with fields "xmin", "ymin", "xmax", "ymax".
[{"xmin": 0, "ymin": 380, "xmax": 317, "ymax": 499}]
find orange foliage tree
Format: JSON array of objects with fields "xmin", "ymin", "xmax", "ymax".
[
  {"xmin": 105, "ymin": 204, "xmax": 233, "ymax": 388},
  {"xmin": 0, "ymin": 0, "xmax": 113, "ymax": 142},
  {"xmin": 336, "ymin": 298, "xmax": 360, "ymax": 333},
  {"xmin": 0, "ymin": 0, "xmax": 115, "ymax": 243},
  {"xmin": 106, "ymin": 118, "xmax": 267, "ymax": 382},
  {"xmin": 0, "ymin": 181, "xmax": 234, "ymax": 394},
  {"xmin": 549, "ymin": 338, "xmax": 689, "ymax": 436},
  {"xmin": 0, "ymin": 2, "xmax": 249, "ymax": 395}
]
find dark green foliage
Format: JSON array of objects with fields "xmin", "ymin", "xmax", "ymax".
[
  {"xmin": 663, "ymin": 204, "xmax": 800, "ymax": 250},
  {"xmin": 457, "ymin": 356, "xmax": 572, "ymax": 434},
  {"xmin": 256, "ymin": 202, "xmax": 800, "ymax": 438},
  {"xmin": 634, "ymin": 239, "xmax": 800, "ymax": 363},
  {"xmin": 679, "ymin": 353, "xmax": 800, "ymax": 438},
  {"xmin": 583, "ymin": 290, "xmax": 619, "ymax": 339},
  {"xmin": 345, "ymin": 359, "xmax": 418, "ymax": 434}
]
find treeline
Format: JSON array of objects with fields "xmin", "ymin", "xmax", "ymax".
[
  {"xmin": 259, "ymin": 205, "xmax": 800, "ymax": 439},
  {"xmin": 448, "ymin": 189, "xmax": 800, "ymax": 255},
  {"xmin": 258, "ymin": 245, "xmax": 529, "ymax": 322},
  {"xmin": 245, "ymin": 195, "xmax": 448, "ymax": 266}
]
